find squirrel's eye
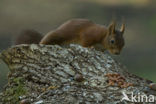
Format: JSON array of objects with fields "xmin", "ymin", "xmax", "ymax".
[{"xmin": 110, "ymin": 40, "xmax": 115, "ymax": 44}]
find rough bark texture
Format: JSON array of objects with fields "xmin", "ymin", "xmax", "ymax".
[{"xmin": 0, "ymin": 44, "xmax": 155, "ymax": 104}]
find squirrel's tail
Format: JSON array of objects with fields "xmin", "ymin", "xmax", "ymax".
[{"xmin": 14, "ymin": 29, "xmax": 43, "ymax": 45}]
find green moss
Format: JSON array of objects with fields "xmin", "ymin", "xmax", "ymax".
[{"xmin": 2, "ymin": 77, "xmax": 28, "ymax": 104}]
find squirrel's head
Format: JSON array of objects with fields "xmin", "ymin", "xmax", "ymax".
[{"xmin": 103, "ymin": 21, "xmax": 125, "ymax": 55}]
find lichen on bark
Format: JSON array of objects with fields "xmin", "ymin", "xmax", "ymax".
[{"xmin": 0, "ymin": 44, "xmax": 155, "ymax": 104}]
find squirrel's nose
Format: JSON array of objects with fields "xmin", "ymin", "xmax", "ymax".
[{"xmin": 114, "ymin": 52, "xmax": 120, "ymax": 55}]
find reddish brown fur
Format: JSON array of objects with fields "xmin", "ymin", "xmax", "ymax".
[
  {"xmin": 40, "ymin": 19, "xmax": 96, "ymax": 45},
  {"xmin": 40, "ymin": 19, "xmax": 125, "ymax": 55}
]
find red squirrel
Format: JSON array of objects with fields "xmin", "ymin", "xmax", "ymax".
[{"xmin": 15, "ymin": 19, "xmax": 125, "ymax": 55}]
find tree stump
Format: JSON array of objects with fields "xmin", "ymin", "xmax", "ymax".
[{"xmin": 0, "ymin": 44, "xmax": 155, "ymax": 104}]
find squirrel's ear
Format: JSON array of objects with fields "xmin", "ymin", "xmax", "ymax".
[
  {"xmin": 108, "ymin": 21, "xmax": 115, "ymax": 35},
  {"xmin": 120, "ymin": 23, "xmax": 125, "ymax": 34}
]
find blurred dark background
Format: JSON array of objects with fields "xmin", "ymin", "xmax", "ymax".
[{"xmin": 0, "ymin": 0, "xmax": 156, "ymax": 91}]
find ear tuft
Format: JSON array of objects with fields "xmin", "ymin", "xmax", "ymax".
[
  {"xmin": 108, "ymin": 21, "xmax": 116, "ymax": 34},
  {"xmin": 120, "ymin": 23, "xmax": 125, "ymax": 34}
]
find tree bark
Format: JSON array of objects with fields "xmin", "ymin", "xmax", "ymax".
[{"xmin": 0, "ymin": 44, "xmax": 155, "ymax": 104}]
